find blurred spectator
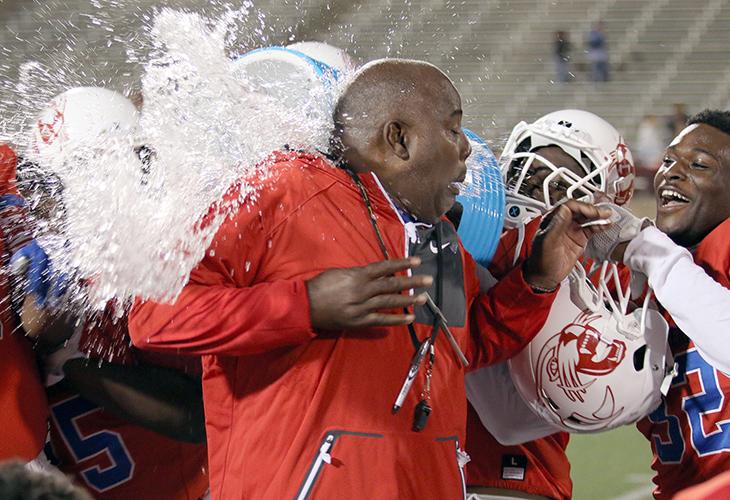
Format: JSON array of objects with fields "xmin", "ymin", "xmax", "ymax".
[
  {"xmin": 554, "ymin": 31, "xmax": 572, "ymax": 83},
  {"xmin": 666, "ymin": 102, "xmax": 689, "ymax": 138},
  {"xmin": 0, "ymin": 460, "xmax": 92, "ymax": 500},
  {"xmin": 587, "ymin": 21, "xmax": 610, "ymax": 82},
  {"xmin": 635, "ymin": 114, "xmax": 666, "ymax": 182}
]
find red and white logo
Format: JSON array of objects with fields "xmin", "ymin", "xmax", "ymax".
[
  {"xmin": 611, "ymin": 142, "xmax": 634, "ymax": 206},
  {"xmin": 535, "ymin": 310, "xmax": 627, "ymax": 424},
  {"xmin": 36, "ymin": 98, "xmax": 66, "ymax": 146}
]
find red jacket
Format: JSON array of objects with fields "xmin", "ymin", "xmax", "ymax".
[{"xmin": 129, "ymin": 152, "xmax": 556, "ymax": 499}]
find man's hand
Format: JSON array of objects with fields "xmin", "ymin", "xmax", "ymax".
[
  {"xmin": 523, "ymin": 200, "xmax": 613, "ymax": 291},
  {"xmin": 306, "ymin": 257, "xmax": 432, "ymax": 330},
  {"xmin": 583, "ymin": 202, "xmax": 653, "ymax": 263}
]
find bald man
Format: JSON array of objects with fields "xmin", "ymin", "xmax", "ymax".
[{"xmin": 129, "ymin": 59, "xmax": 609, "ymax": 499}]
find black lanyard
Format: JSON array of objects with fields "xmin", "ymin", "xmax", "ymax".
[{"xmin": 345, "ymin": 169, "xmax": 445, "ymax": 341}]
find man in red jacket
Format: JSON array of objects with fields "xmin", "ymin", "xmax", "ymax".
[{"xmin": 129, "ymin": 59, "xmax": 609, "ymax": 499}]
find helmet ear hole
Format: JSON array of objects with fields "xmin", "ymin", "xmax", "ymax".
[{"xmin": 633, "ymin": 344, "xmax": 648, "ymax": 371}]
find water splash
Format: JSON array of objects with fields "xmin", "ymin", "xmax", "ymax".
[{"xmin": 10, "ymin": 4, "xmax": 351, "ymax": 312}]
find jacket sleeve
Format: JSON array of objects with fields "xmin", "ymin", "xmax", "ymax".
[
  {"xmin": 129, "ymin": 279, "xmax": 316, "ymax": 356},
  {"xmin": 129, "ymin": 182, "xmax": 317, "ymax": 356},
  {"xmin": 467, "ymin": 256, "xmax": 557, "ymax": 369}
]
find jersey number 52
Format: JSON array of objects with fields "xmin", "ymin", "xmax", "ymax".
[{"xmin": 648, "ymin": 349, "xmax": 730, "ymax": 463}]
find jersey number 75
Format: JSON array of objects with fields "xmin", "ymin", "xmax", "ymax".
[{"xmin": 50, "ymin": 395, "xmax": 135, "ymax": 492}]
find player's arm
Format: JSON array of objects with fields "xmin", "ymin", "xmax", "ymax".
[
  {"xmin": 468, "ymin": 200, "xmax": 611, "ymax": 366},
  {"xmin": 466, "ymin": 362, "xmax": 562, "ymax": 445},
  {"xmin": 467, "ymin": 264, "xmax": 564, "ymax": 444},
  {"xmin": 468, "ymin": 263, "xmax": 556, "ymax": 366},
  {"xmin": 23, "ymin": 304, "xmax": 206, "ymax": 443},
  {"xmin": 623, "ymin": 225, "xmax": 730, "ymax": 373},
  {"xmin": 61, "ymin": 358, "xmax": 206, "ymax": 443}
]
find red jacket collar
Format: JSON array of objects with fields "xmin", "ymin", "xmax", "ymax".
[{"xmin": 286, "ymin": 150, "xmax": 404, "ymax": 225}]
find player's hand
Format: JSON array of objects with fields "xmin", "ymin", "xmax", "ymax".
[
  {"xmin": 306, "ymin": 257, "xmax": 432, "ymax": 330},
  {"xmin": 11, "ymin": 240, "xmax": 68, "ymax": 308},
  {"xmin": 523, "ymin": 200, "xmax": 613, "ymax": 291},
  {"xmin": 584, "ymin": 202, "xmax": 654, "ymax": 263}
]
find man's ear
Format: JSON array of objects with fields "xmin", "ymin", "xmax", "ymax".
[{"xmin": 383, "ymin": 121, "xmax": 410, "ymax": 160}]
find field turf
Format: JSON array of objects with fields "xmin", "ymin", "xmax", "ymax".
[{"xmin": 567, "ymin": 425, "xmax": 654, "ymax": 499}]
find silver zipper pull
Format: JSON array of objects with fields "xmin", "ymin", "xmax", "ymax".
[
  {"xmin": 319, "ymin": 435, "xmax": 334, "ymax": 464},
  {"xmin": 457, "ymin": 448, "xmax": 471, "ymax": 468}
]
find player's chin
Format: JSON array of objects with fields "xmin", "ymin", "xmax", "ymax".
[{"xmin": 656, "ymin": 211, "xmax": 692, "ymax": 245}]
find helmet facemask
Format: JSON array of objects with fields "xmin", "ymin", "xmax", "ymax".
[{"xmin": 500, "ymin": 117, "xmax": 625, "ymax": 228}]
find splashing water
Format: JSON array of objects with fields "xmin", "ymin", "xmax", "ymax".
[
  {"xmin": 12, "ymin": 5, "xmax": 351, "ymax": 312},
  {"xmin": 1, "ymin": 1, "xmax": 503, "ymax": 332}
]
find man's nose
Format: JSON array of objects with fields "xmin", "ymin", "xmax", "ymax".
[
  {"xmin": 664, "ymin": 158, "xmax": 688, "ymax": 180},
  {"xmin": 655, "ymin": 157, "xmax": 686, "ymax": 187},
  {"xmin": 460, "ymin": 131, "xmax": 472, "ymax": 162}
]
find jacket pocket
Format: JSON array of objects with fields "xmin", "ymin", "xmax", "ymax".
[
  {"xmin": 435, "ymin": 435, "xmax": 471, "ymax": 500},
  {"xmin": 295, "ymin": 430, "xmax": 384, "ymax": 500}
]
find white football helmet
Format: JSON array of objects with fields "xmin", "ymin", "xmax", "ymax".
[
  {"xmin": 508, "ymin": 264, "xmax": 674, "ymax": 433},
  {"xmin": 501, "ymin": 109, "xmax": 635, "ymax": 228},
  {"xmin": 30, "ymin": 87, "xmax": 138, "ymax": 164}
]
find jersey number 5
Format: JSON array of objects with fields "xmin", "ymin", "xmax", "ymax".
[
  {"xmin": 649, "ymin": 349, "xmax": 730, "ymax": 463},
  {"xmin": 51, "ymin": 395, "xmax": 135, "ymax": 492}
]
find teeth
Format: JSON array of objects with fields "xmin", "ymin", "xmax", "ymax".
[{"xmin": 661, "ymin": 188, "xmax": 690, "ymax": 203}]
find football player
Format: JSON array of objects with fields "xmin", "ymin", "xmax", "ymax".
[
  {"xmin": 15, "ymin": 87, "xmax": 209, "ymax": 499},
  {"xmin": 587, "ymin": 109, "xmax": 730, "ymax": 499},
  {"xmin": 464, "ymin": 110, "xmax": 670, "ymax": 500}
]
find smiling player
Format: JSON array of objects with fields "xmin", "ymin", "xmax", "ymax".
[{"xmin": 587, "ymin": 109, "xmax": 730, "ymax": 498}]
